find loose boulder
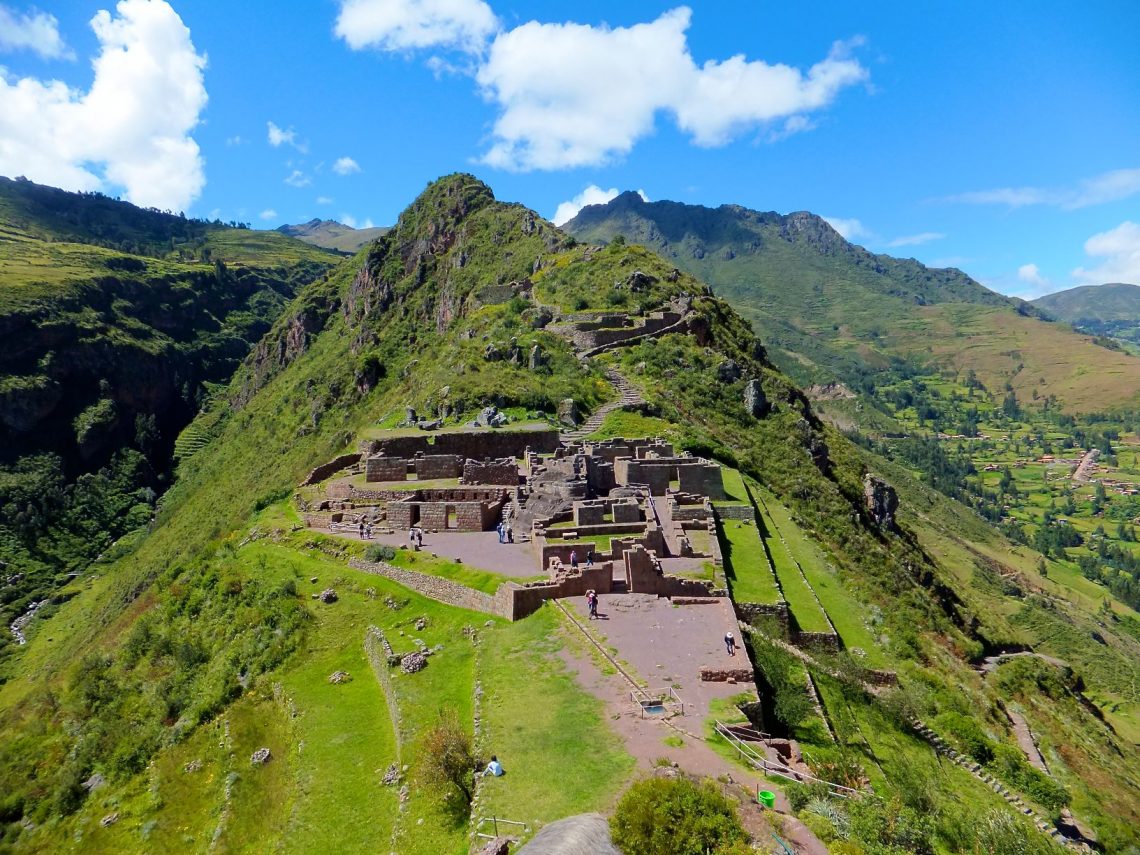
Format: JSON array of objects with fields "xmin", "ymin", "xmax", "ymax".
[{"xmin": 557, "ymin": 398, "xmax": 581, "ymax": 426}]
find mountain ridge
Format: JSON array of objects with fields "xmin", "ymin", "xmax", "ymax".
[
  {"xmin": 277, "ymin": 217, "xmax": 389, "ymax": 253},
  {"xmin": 564, "ymin": 192, "xmax": 1140, "ymax": 413}
]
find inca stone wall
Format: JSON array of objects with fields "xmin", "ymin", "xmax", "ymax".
[
  {"xmin": 462, "ymin": 459, "xmax": 518, "ymax": 486},
  {"xmin": 301, "ymin": 453, "xmax": 362, "ymax": 486},
  {"xmin": 414, "ymin": 455, "xmax": 463, "ymax": 480},
  {"xmin": 366, "ymin": 456, "xmax": 408, "ymax": 482},
  {"xmin": 351, "ymin": 558, "xmax": 498, "ymax": 614},
  {"xmin": 361, "ymin": 428, "xmax": 559, "ymax": 460}
]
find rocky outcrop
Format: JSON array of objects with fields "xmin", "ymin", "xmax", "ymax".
[
  {"xmin": 863, "ymin": 474, "xmax": 899, "ymax": 531},
  {"xmin": 744, "ymin": 378, "xmax": 769, "ymax": 417}
]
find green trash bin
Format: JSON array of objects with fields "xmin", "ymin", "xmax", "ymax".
[{"xmin": 758, "ymin": 790, "xmax": 776, "ymax": 809}]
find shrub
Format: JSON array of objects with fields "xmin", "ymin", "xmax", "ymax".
[
  {"xmin": 848, "ymin": 795, "xmax": 934, "ymax": 855},
  {"xmin": 364, "ymin": 543, "xmax": 397, "ymax": 562},
  {"xmin": 934, "ymin": 710, "xmax": 994, "ymax": 764},
  {"xmin": 973, "ymin": 809, "xmax": 1067, "ymax": 855},
  {"xmin": 420, "ymin": 708, "xmax": 475, "ymax": 804},
  {"xmin": 610, "ymin": 777, "xmax": 746, "ymax": 855}
]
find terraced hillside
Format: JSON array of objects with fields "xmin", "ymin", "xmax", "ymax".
[{"xmin": 1, "ymin": 175, "xmax": 1137, "ymax": 853}]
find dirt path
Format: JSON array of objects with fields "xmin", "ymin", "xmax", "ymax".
[
  {"xmin": 1005, "ymin": 706, "xmax": 1049, "ymax": 774},
  {"xmin": 555, "ymin": 622, "xmax": 829, "ymax": 855},
  {"xmin": 1072, "ymin": 448, "xmax": 1100, "ymax": 484}
]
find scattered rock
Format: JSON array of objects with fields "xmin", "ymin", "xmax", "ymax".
[
  {"xmin": 401, "ymin": 652, "xmax": 428, "ymax": 673},
  {"xmin": 476, "ymin": 837, "xmax": 512, "ymax": 855},
  {"xmin": 863, "ymin": 474, "xmax": 899, "ymax": 531},
  {"xmin": 100, "ymin": 813, "xmax": 119, "ymax": 828},
  {"xmin": 310, "ymin": 576, "xmax": 318, "ymax": 584},
  {"xmin": 483, "ymin": 343, "xmax": 502, "ymax": 362},
  {"xmin": 381, "ymin": 763, "xmax": 402, "ymax": 785},
  {"xmin": 318, "ymin": 588, "xmax": 339, "ymax": 603},
  {"xmin": 81, "ymin": 773, "xmax": 105, "ymax": 792},
  {"xmin": 414, "ymin": 617, "xmax": 428, "ymax": 631},
  {"xmin": 184, "ymin": 759, "xmax": 203, "ymax": 774},
  {"xmin": 716, "ymin": 360, "xmax": 742, "ymax": 383},
  {"xmin": 416, "ymin": 419, "xmax": 442, "ymax": 431},
  {"xmin": 528, "ymin": 343, "xmax": 546, "ymax": 371},
  {"xmin": 557, "ymin": 398, "xmax": 581, "ymax": 426},
  {"xmin": 385, "ymin": 596, "xmax": 403, "ymax": 610},
  {"xmin": 328, "ymin": 671, "xmax": 352, "ymax": 684},
  {"xmin": 743, "ymin": 378, "xmax": 769, "ymax": 417},
  {"xmin": 250, "ymin": 747, "xmax": 272, "ymax": 765},
  {"xmin": 470, "ymin": 405, "xmax": 509, "ymax": 428}
]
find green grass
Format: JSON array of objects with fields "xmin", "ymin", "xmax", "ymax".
[
  {"xmin": 752, "ymin": 484, "xmax": 885, "ymax": 666},
  {"xmin": 717, "ymin": 518, "xmax": 781, "ymax": 604},
  {"xmin": 387, "ymin": 549, "xmax": 530, "ymax": 594},
  {"xmin": 719, "ymin": 466, "xmax": 749, "ymax": 503},
  {"xmin": 750, "ymin": 501, "xmax": 831, "ymax": 633},
  {"xmin": 476, "ymin": 606, "xmax": 634, "ymax": 839},
  {"xmin": 585, "ymin": 409, "xmax": 679, "ymax": 441}
]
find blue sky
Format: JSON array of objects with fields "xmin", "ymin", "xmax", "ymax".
[{"xmin": 1, "ymin": 1, "xmax": 1138, "ymax": 297}]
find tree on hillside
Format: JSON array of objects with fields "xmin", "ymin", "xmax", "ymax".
[{"xmin": 610, "ymin": 777, "xmax": 747, "ymax": 855}]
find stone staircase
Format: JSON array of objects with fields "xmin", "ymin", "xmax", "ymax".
[
  {"xmin": 909, "ymin": 719, "xmax": 1093, "ymax": 850},
  {"xmin": 561, "ymin": 367, "xmax": 644, "ymax": 442}
]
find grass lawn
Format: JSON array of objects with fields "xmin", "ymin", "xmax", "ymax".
[
  {"xmin": 717, "ymin": 518, "xmax": 781, "ymax": 605},
  {"xmin": 388, "ymin": 549, "xmax": 528, "ymax": 594},
  {"xmin": 586, "ymin": 409, "xmax": 679, "ymax": 441},
  {"xmin": 475, "ymin": 605, "xmax": 634, "ymax": 840},
  {"xmin": 720, "ymin": 466, "xmax": 749, "ymax": 503}
]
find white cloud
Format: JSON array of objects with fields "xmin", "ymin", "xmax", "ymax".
[
  {"xmin": 0, "ymin": 5, "xmax": 72, "ymax": 59},
  {"xmin": 316, "ymin": 195, "xmax": 334, "ymax": 205},
  {"xmin": 259, "ymin": 208, "xmax": 278, "ymax": 220},
  {"xmin": 1072, "ymin": 221, "xmax": 1140, "ymax": 285},
  {"xmin": 887, "ymin": 231, "xmax": 945, "ymax": 248},
  {"xmin": 551, "ymin": 185, "xmax": 613, "ymax": 225},
  {"xmin": 267, "ymin": 120, "xmax": 307, "ymax": 152},
  {"xmin": 335, "ymin": 0, "xmax": 498, "ymax": 53},
  {"xmin": 0, "ymin": 0, "xmax": 207, "ymax": 210},
  {"xmin": 822, "ymin": 217, "xmax": 869, "ymax": 241},
  {"xmin": 284, "ymin": 169, "xmax": 311, "ymax": 187},
  {"xmin": 332, "ymin": 156, "xmax": 361, "ymax": 175},
  {"xmin": 945, "ymin": 167, "xmax": 1140, "ymax": 211},
  {"xmin": 1017, "ymin": 263, "xmax": 1046, "ymax": 286},
  {"xmin": 341, "ymin": 213, "xmax": 376, "ymax": 229},
  {"xmin": 476, "ymin": 10, "xmax": 866, "ymax": 170},
  {"xmin": 225, "ymin": 134, "xmax": 244, "ymax": 146}
]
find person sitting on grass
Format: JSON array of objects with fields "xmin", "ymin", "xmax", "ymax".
[{"xmin": 483, "ymin": 755, "xmax": 504, "ymax": 777}]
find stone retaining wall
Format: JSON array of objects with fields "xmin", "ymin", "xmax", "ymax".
[
  {"xmin": 301, "ymin": 453, "xmax": 362, "ymax": 486},
  {"xmin": 715, "ymin": 504, "xmax": 757, "ymax": 522},
  {"xmin": 462, "ymin": 459, "xmax": 518, "ymax": 486},
  {"xmin": 361, "ymin": 428, "xmax": 559, "ymax": 459},
  {"xmin": 735, "ymin": 601, "xmax": 790, "ymax": 637},
  {"xmin": 699, "ymin": 666, "xmax": 756, "ymax": 683},
  {"xmin": 350, "ymin": 558, "xmax": 497, "ymax": 614},
  {"xmin": 792, "ymin": 631, "xmax": 841, "ymax": 653}
]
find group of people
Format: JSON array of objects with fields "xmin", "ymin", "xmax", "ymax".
[
  {"xmin": 357, "ymin": 520, "xmax": 374, "ymax": 540},
  {"xmin": 496, "ymin": 521, "xmax": 514, "ymax": 543},
  {"xmin": 568, "ymin": 550, "xmax": 594, "ymax": 571},
  {"xmin": 407, "ymin": 527, "xmax": 424, "ymax": 549}
]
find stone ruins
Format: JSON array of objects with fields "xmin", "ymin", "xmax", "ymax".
[{"xmin": 299, "ymin": 426, "xmax": 732, "ymax": 619}]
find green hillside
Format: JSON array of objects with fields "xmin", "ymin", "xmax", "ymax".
[
  {"xmin": 0, "ymin": 177, "xmax": 338, "ymax": 678},
  {"xmin": 564, "ymin": 192, "xmax": 1140, "ymax": 413},
  {"xmin": 1033, "ymin": 283, "xmax": 1140, "ymax": 347},
  {"xmin": 277, "ymin": 218, "xmax": 390, "ymax": 253},
  {"xmin": 1, "ymin": 175, "xmax": 1137, "ymax": 853}
]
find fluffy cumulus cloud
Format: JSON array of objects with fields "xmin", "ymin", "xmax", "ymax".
[
  {"xmin": 551, "ymin": 185, "xmax": 648, "ymax": 226},
  {"xmin": 822, "ymin": 217, "xmax": 868, "ymax": 241},
  {"xmin": 1018, "ymin": 263, "xmax": 1046, "ymax": 285},
  {"xmin": 946, "ymin": 167, "xmax": 1140, "ymax": 210},
  {"xmin": 1073, "ymin": 221, "xmax": 1140, "ymax": 286},
  {"xmin": 332, "ymin": 156, "xmax": 361, "ymax": 175},
  {"xmin": 336, "ymin": 4, "xmax": 867, "ymax": 171},
  {"xmin": 478, "ymin": 10, "xmax": 867, "ymax": 170},
  {"xmin": 0, "ymin": 4, "xmax": 73, "ymax": 59},
  {"xmin": 259, "ymin": 208, "xmax": 277, "ymax": 220},
  {"xmin": 0, "ymin": 0, "xmax": 207, "ymax": 210},
  {"xmin": 335, "ymin": 0, "xmax": 498, "ymax": 53}
]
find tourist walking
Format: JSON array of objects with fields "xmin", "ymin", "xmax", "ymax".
[
  {"xmin": 415, "ymin": 528, "xmax": 423, "ymax": 548},
  {"xmin": 589, "ymin": 591, "xmax": 599, "ymax": 620},
  {"xmin": 497, "ymin": 521, "xmax": 505, "ymax": 543},
  {"xmin": 585, "ymin": 551, "xmax": 593, "ymax": 569},
  {"xmin": 570, "ymin": 550, "xmax": 578, "ymax": 571},
  {"xmin": 358, "ymin": 521, "xmax": 365, "ymax": 539},
  {"xmin": 724, "ymin": 631, "xmax": 736, "ymax": 656},
  {"xmin": 506, "ymin": 525, "xmax": 514, "ymax": 543}
]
